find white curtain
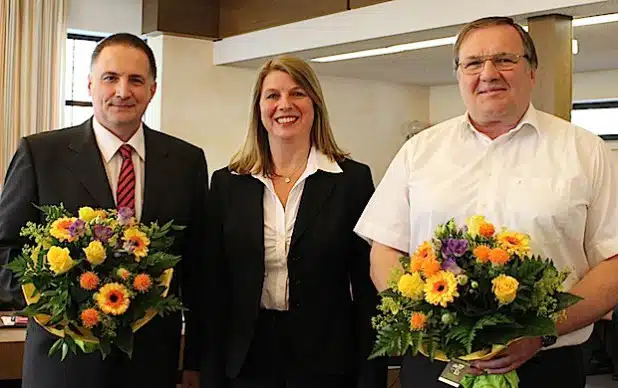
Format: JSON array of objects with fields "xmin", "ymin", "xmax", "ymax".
[{"xmin": 0, "ymin": 0, "xmax": 67, "ymax": 188}]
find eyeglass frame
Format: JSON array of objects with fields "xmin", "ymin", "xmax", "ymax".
[{"xmin": 454, "ymin": 52, "xmax": 531, "ymax": 75}]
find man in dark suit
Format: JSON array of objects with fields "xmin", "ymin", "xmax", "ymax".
[{"xmin": 0, "ymin": 33, "xmax": 207, "ymax": 388}]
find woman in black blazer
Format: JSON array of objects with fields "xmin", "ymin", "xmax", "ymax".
[{"xmin": 187, "ymin": 55, "xmax": 386, "ymax": 388}]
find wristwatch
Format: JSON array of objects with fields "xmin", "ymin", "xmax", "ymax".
[{"xmin": 540, "ymin": 335, "xmax": 557, "ymax": 348}]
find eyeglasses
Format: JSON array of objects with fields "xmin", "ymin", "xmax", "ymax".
[{"xmin": 456, "ymin": 53, "xmax": 529, "ymax": 75}]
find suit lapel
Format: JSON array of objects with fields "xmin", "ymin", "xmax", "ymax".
[
  {"xmin": 141, "ymin": 127, "xmax": 169, "ymax": 223},
  {"xmin": 290, "ymin": 171, "xmax": 337, "ymax": 249},
  {"xmin": 238, "ymin": 174, "xmax": 266, "ymax": 268},
  {"xmin": 67, "ymin": 120, "xmax": 115, "ymax": 209}
]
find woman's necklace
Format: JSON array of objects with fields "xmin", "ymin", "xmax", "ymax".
[{"xmin": 277, "ymin": 161, "xmax": 306, "ymax": 183}]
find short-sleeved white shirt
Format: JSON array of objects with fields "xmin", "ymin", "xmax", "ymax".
[{"xmin": 354, "ymin": 104, "xmax": 618, "ymax": 349}]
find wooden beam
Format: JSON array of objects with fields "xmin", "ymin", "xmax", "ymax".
[{"xmin": 142, "ymin": 0, "xmax": 219, "ymax": 40}]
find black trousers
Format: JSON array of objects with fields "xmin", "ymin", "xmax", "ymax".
[
  {"xmin": 230, "ymin": 310, "xmax": 355, "ymax": 388},
  {"xmin": 400, "ymin": 345, "xmax": 586, "ymax": 388}
]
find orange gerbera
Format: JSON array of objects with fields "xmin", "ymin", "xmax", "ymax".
[
  {"xmin": 473, "ymin": 245, "xmax": 491, "ymax": 263},
  {"xmin": 133, "ymin": 274, "xmax": 152, "ymax": 293},
  {"xmin": 488, "ymin": 248, "xmax": 511, "ymax": 266},
  {"xmin": 80, "ymin": 308, "xmax": 100, "ymax": 328},
  {"xmin": 95, "ymin": 283, "xmax": 131, "ymax": 316},
  {"xmin": 79, "ymin": 272, "xmax": 100, "ymax": 290},
  {"xmin": 479, "ymin": 222, "xmax": 495, "ymax": 237},
  {"xmin": 410, "ymin": 312, "xmax": 428, "ymax": 331}
]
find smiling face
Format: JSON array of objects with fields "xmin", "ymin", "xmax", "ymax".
[
  {"xmin": 88, "ymin": 44, "xmax": 156, "ymax": 139},
  {"xmin": 259, "ymin": 70, "xmax": 314, "ymax": 143},
  {"xmin": 456, "ymin": 24, "xmax": 536, "ymax": 126}
]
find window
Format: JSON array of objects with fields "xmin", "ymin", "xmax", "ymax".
[
  {"xmin": 571, "ymin": 100, "xmax": 618, "ymax": 140},
  {"xmin": 64, "ymin": 34, "xmax": 103, "ymax": 127}
]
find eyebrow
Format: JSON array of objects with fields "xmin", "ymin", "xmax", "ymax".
[
  {"xmin": 100, "ymin": 72, "xmax": 146, "ymax": 80},
  {"xmin": 462, "ymin": 52, "xmax": 511, "ymax": 60}
]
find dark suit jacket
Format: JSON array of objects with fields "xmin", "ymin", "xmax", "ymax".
[
  {"xmin": 201, "ymin": 158, "xmax": 386, "ymax": 387},
  {"xmin": 0, "ymin": 119, "xmax": 208, "ymax": 388}
]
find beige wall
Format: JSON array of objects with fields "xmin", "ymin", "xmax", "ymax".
[
  {"xmin": 146, "ymin": 34, "xmax": 429, "ymax": 182},
  {"xmin": 429, "ymin": 69, "xmax": 618, "ymax": 124}
]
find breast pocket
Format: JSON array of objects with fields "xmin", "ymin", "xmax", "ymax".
[{"xmin": 505, "ymin": 176, "xmax": 585, "ymax": 240}]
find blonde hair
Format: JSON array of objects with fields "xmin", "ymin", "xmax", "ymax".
[{"xmin": 229, "ymin": 55, "xmax": 348, "ymax": 176}]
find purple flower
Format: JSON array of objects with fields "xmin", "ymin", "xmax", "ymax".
[
  {"xmin": 442, "ymin": 238, "xmax": 469, "ymax": 258},
  {"xmin": 441, "ymin": 258, "xmax": 463, "ymax": 275},
  {"xmin": 92, "ymin": 224, "xmax": 113, "ymax": 244},
  {"xmin": 69, "ymin": 219, "xmax": 86, "ymax": 238},
  {"xmin": 117, "ymin": 207, "xmax": 134, "ymax": 226}
]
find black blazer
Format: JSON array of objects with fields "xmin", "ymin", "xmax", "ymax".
[
  {"xmin": 201, "ymin": 158, "xmax": 386, "ymax": 387},
  {"xmin": 0, "ymin": 119, "xmax": 208, "ymax": 388}
]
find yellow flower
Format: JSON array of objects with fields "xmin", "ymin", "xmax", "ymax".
[
  {"xmin": 123, "ymin": 228, "xmax": 150, "ymax": 260},
  {"xmin": 496, "ymin": 230, "xmax": 530, "ymax": 256},
  {"xmin": 78, "ymin": 207, "xmax": 97, "ymax": 222},
  {"xmin": 424, "ymin": 271, "xmax": 459, "ymax": 307},
  {"xmin": 50, "ymin": 217, "xmax": 78, "ymax": 242},
  {"xmin": 95, "ymin": 283, "xmax": 131, "ymax": 316},
  {"xmin": 398, "ymin": 272, "xmax": 425, "ymax": 300},
  {"xmin": 46, "ymin": 246, "xmax": 75, "ymax": 275},
  {"xmin": 466, "ymin": 215, "xmax": 487, "ymax": 237},
  {"xmin": 410, "ymin": 312, "xmax": 428, "ymax": 331},
  {"xmin": 83, "ymin": 240, "xmax": 106, "ymax": 265},
  {"xmin": 95, "ymin": 210, "xmax": 107, "ymax": 219},
  {"xmin": 492, "ymin": 274, "xmax": 519, "ymax": 305}
]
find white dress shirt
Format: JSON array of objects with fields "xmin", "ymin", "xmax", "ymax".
[
  {"xmin": 92, "ymin": 118, "xmax": 146, "ymax": 221},
  {"xmin": 252, "ymin": 146, "xmax": 343, "ymax": 311},
  {"xmin": 354, "ymin": 105, "xmax": 618, "ymax": 349}
]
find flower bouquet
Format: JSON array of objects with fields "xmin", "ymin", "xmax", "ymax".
[
  {"xmin": 369, "ymin": 215, "xmax": 582, "ymax": 387},
  {"xmin": 6, "ymin": 204, "xmax": 184, "ymax": 360}
]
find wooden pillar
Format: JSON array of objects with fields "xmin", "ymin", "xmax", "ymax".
[{"xmin": 527, "ymin": 14, "xmax": 573, "ymax": 121}]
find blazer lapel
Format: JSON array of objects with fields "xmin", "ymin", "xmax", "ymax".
[
  {"xmin": 238, "ymin": 174, "xmax": 266, "ymax": 268},
  {"xmin": 141, "ymin": 127, "xmax": 169, "ymax": 223},
  {"xmin": 290, "ymin": 171, "xmax": 337, "ymax": 249},
  {"xmin": 67, "ymin": 120, "xmax": 115, "ymax": 209}
]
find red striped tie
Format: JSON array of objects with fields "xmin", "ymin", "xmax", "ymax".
[{"xmin": 117, "ymin": 144, "xmax": 135, "ymax": 212}]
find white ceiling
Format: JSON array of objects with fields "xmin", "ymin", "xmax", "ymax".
[{"xmin": 224, "ymin": 1, "xmax": 618, "ymax": 86}]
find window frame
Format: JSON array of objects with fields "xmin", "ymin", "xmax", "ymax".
[
  {"xmin": 64, "ymin": 33, "xmax": 103, "ymax": 121},
  {"xmin": 572, "ymin": 99, "xmax": 618, "ymax": 141}
]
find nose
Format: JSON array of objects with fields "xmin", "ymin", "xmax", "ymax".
[
  {"xmin": 115, "ymin": 78, "xmax": 130, "ymax": 98},
  {"xmin": 277, "ymin": 93, "xmax": 292, "ymax": 110},
  {"xmin": 479, "ymin": 59, "xmax": 500, "ymax": 81}
]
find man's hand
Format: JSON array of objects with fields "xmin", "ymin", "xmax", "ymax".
[
  {"xmin": 182, "ymin": 370, "xmax": 200, "ymax": 388},
  {"xmin": 469, "ymin": 337, "xmax": 542, "ymax": 375}
]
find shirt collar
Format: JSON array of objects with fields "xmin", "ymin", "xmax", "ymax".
[
  {"xmin": 245, "ymin": 146, "xmax": 343, "ymax": 182},
  {"xmin": 461, "ymin": 103, "xmax": 541, "ymax": 139},
  {"xmin": 92, "ymin": 117, "xmax": 146, "ymax": 163}
]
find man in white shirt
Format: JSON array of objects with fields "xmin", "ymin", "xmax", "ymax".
[
  {"xmin": 355, "ymin": 16, "xmax": 618, "ymax": 388},
  {"xmin": 0, "ymin": 33, "xmax": 209, "ymax": 388}
]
